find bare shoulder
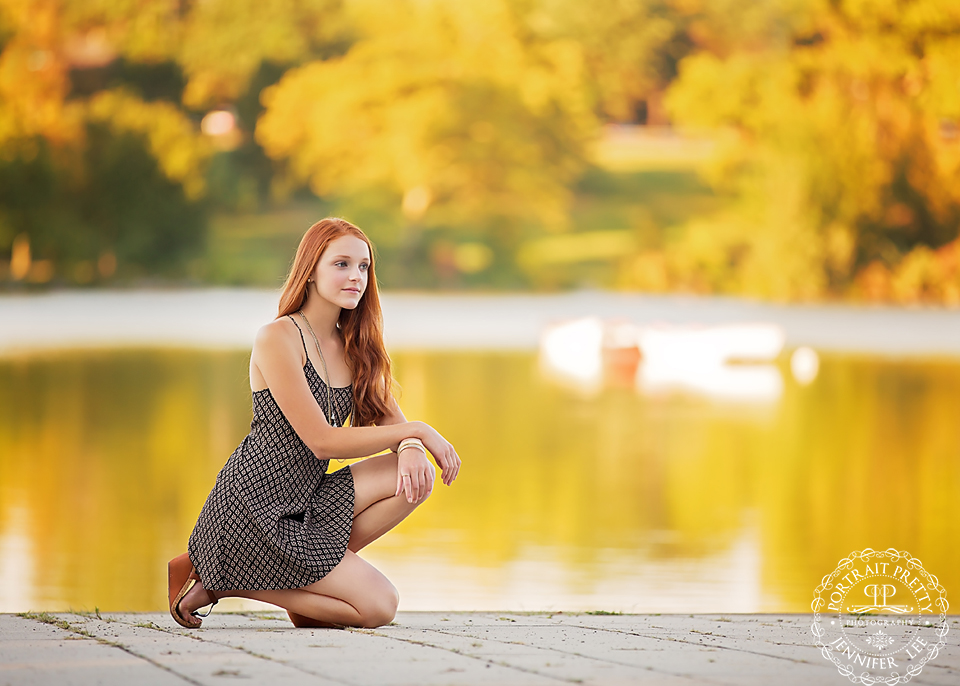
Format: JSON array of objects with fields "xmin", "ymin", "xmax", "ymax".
[{"xmin": 253, "ymin": 317, "xmax": 303, "ymax": 362}]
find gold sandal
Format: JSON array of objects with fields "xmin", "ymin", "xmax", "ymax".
[{"xmin": 168, "ymin": 553, "xmax": 218, "ymax": 628}]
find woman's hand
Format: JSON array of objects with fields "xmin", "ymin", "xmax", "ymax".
[
  {"xmin": 395, "ymin": 447, "xmax": 434, "ymax": 504},
  {"xmin": 416, "ymin": 423, "xmax": 461, "ymax": 487}
]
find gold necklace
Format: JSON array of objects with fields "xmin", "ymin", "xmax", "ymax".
[{"xmin": 297, "ymin": 310, "xmax": 339, "ymax": 427}]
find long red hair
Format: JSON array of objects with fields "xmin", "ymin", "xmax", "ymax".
[{"xmin": 277, "ymin": 218, "xmax": 393, "ymax": 427}]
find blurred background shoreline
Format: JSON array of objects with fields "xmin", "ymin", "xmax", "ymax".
[{"xmin": 2, "ymin": 289, "xmax": 959, "ymax": 356}]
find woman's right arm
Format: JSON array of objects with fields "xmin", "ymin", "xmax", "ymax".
[{"xmin": 250, "ymin": 320, "xmax": 451, "ymax": 461}]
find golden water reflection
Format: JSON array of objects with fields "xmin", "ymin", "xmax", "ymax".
[{"xmin": 0, "ymin": 350, "xmax": 957, "ymax": 612}]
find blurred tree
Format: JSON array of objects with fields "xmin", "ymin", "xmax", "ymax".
[
  {"xmin": 170, "ymin": 0, "xmax": 355, "ymax": 215},
  {"xmin": 256, "ymin": 0, "xmax": 598, "ymax": 235},
  {"xmin": 523, "ymin": 0, "xmax": 692, "ymax": 124},
  {"xmin": 177, "ymin": 0, "xmax": 351, "ymax": 108},
  {"xmin": 520, "ymin": 0, "xmax": 806, "ymax": 124},
  {"xmin": 659, "ymin": 0, "xmax": 960, "ymax": 302},
  {"xmin": 0, "ymin": 0, "xmax": 210, "ymax": 284},
  {"xmin": 0, "ymin": 0, "xmax": 365, "ymax": 285},
  {"xmin": 5, "ymin": 0, "xmax": 956, "ymax": 299},
  {"xmin": 0, "ymin": 127, "xmax": 205, "ymax": 284}
]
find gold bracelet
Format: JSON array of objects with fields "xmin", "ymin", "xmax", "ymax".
[{"xmin": 398, "ymin": 438, "xmax": 426, "ymax": 455}]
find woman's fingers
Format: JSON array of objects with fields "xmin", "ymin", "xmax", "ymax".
[
  {"xmin": 399, "ymin": 451, "xmax": 436, "ymax": 503},
  {"xmin": 448, "ymin": 448, "xmax": 460, "ymax": 483},
  {"xmin": 436, "ymin": 455, "xmax": 447, "ymax": 485},
  {"xmin": 416, "ymin": 462, "xmax": 434, "ymax": 502},
  {"xmin": 399, "ymin": 448, "xmax": 447, "ymax": 500},
  {"xmin": 428, "ymin": 461, "xmax": 436, "ymax": 492},
  {"xmin": 413, "ymin": 464, "xmax": 427, "ymax": 503},
  {"xmin": 403, "ymin": 471, "xmax": 414, "ymax": 503},
  {"xmin": 437, "ymin": 447, "xmax": 459, "ymax": 485},
  {"xmin": 412, "ymin": 468, "xmax": 423, "ymax": 503}
]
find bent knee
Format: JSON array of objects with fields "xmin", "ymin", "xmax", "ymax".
[{"xmin": 359, "ymin": 585, "xmax": 399, "ymax": 628}]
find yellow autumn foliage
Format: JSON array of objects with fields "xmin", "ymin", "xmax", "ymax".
[
  {"xmin": 256, "ymin": 0, "xmax": 597, "ymax": 228},
  {"xmin": 663, "ymin": 0, "xmax": 960, "ymax": 302}
]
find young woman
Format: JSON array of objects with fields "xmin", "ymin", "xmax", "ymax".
[{"xmin": 168, "ymin": 217, "xmax": 461, "ymax": 629}]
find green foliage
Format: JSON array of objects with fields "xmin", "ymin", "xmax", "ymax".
[
  {"xmin": 205, "ymin": 62, "xmax": 306, "ymax": 214},
  {"xmin": 69, "ymin": 59, "xmax": 187, "ymax": 104},
  {"xmin": 0, "ymin": 127, "xmax": 206, "ymax": 283}
]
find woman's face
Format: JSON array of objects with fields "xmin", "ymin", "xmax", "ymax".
[{"xmin": 311, "ymin": 234, "xmax": 371, "ymax": 310}]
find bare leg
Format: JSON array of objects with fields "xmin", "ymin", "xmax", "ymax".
[
  {"xmin": 180, "ymin": 549, "xmax": 397, "ymax": 627},
  {"xmin": 178, "ymin": 453, "xmax": 433, "ymax": 627},
  {"xmin": 347, "ymin": 451, "xmax": 432, "ymax": 552}
]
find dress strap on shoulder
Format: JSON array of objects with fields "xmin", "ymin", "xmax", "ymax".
[{"xmin": 286, "ymin": 314, "xmax": 310, "ymax": 358}]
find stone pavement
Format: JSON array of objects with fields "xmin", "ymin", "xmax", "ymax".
[{"xmin": 1, "ymin": 611, "xmax": 957, "ymax": 685}]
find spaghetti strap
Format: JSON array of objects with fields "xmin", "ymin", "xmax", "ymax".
[{"xmin": 286, "ymin": 314, "xmax": 310, "ymax": 358}]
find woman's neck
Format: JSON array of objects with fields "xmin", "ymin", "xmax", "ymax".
[{"xmin": 299, "ymin": 293, "xmax": 341, "ymax": 340}]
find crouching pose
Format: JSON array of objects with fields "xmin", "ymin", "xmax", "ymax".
[{"xmin": 168, "ymin": 218, "xmax": 461, "ymax": 629}]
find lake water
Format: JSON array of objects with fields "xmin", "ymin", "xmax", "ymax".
[{"xmin": 1, "ymin": 339, "xmax": 958, "ymax": 613}]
